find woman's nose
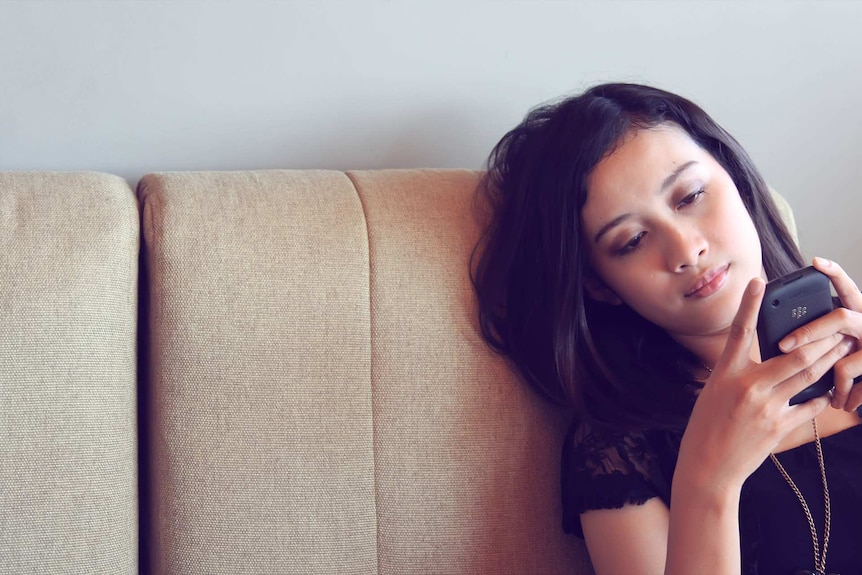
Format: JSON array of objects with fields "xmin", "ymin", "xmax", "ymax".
[{"xmin": 665, "ymin": 225, "xmax": 707, "ymax": 271}]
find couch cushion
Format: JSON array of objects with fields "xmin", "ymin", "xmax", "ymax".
[
  {"xmin": 139, "ymin": 171, "xmax": 377, "ymax": 575},
  {"xmin": 0, "ymin": 172, "xmax": 139, "ymax": 574},
  {"xmin": 348, "ymin": 169, "xmax": 593, "ymax": 574}
]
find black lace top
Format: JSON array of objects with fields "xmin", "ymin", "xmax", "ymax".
[{"xmin": 561, "ymin": 421, "xmax": 862, "ymax": 575}]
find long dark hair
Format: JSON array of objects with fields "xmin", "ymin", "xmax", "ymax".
[{"xmin": 470, "ymin": 83, "xmax": 803, "ymax": 432}]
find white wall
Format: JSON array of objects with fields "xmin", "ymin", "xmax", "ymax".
[{"xmin": 2, "ymin": 0, "xmax": 862, "ymax": 278}]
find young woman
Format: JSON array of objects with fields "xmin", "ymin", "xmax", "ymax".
[{"xmin": 471, "ymin": 83, "xmax": 862, "ymax": 575}]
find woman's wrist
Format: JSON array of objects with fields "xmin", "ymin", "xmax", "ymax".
[
  {"xmin": 671, "ymin": 461, "xmax": 742, "ymax": 511},
  {"xmin": 667, "ymin": 466, "xmax": 743, "ymax": 575}
]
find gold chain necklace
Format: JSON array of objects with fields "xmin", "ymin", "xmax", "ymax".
[
  {"xmin": 703, "ymin": 365, "xmax": 836, "ymax": 575},
  {"xmin": 770, "ymin": 419, "xmax": 833, "ymax": 575}
]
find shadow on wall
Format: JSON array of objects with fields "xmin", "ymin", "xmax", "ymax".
[
  {"xmin": 125, "ymin": 104, "xmax": 499, "ymax": 182},
  {"xmin": 378, "ymin": 106, "xmax": 497, "ymax": 170}
]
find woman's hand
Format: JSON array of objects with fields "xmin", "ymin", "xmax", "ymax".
[
  {"xmin": 779, "ymin": 257, "xmax": 862, "ymax": 412},
  {"xmin": 676, "ymin": 276, "xmax": 847, "ymax": 497},
  {"xmin": 667, "ymin": 275, "xmax": 850, "ymax": 575}
]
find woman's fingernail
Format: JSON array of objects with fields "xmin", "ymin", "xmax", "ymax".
[
  {"xmin": 814, "ymin": 256, "xmax": 831, "ymax": 267},
  {"xmin": 779, "ymin": 336, "xmax": 796, "ymax": 352}
]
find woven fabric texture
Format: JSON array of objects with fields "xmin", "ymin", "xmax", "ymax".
[
  {"xmin": 0, "ymin": 172, "xmax": 139, "ymax": 575},
  {"xmin": 140, "ymin": 168, "xmax": 596, "ymax": 575},
  {"xmin": 139, "ymin": 171, "xmax": 377, "ymax": 575},
  {"xmin": 349, "ymin": 169, "xmax": 593, "ymax": 574}
]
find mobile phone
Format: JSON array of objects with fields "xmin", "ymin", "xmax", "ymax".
[{"xmin": 757, "ymin": 266, "xmax": 835, "ymax": 405}]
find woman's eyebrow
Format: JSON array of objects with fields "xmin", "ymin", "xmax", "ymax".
[
  {"xmin": 660, "ymin": 160, "xmax": 698, "ymax": 194},
  {"xmin": 593, "ymin": 161, "xmax": 700, "ymax": 244},
  {"xmin": 593, "ymin": 213, "xmax": 631, "ymax": 245}
]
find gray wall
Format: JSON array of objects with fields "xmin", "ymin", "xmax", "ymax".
[{"xmin": 2, "ymin": 0, "xmax": 861, "ymax": 279}]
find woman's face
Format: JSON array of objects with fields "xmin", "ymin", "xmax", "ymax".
[{"xmin": 581, "ymin": 124, "xmax": 764, "ymax": 341}]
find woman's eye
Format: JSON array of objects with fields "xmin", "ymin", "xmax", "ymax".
[
  {"xmin": 678, "ymin": 188, "xmax": 706, "ymax": 208},
  {"xmin": 616, "ymin": 231, "xmax": 645, "ymax": 255}
]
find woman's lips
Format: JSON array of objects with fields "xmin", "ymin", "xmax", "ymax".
[{"xmin": 686, "ymin": 264, "xmax": 730, "ymax": 298}]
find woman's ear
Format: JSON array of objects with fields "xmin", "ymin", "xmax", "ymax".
[{"xmin": 584, "ymin": 275, "xmax": 623, "ymax": 305}]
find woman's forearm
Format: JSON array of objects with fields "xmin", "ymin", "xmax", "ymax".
[{"xmin": 665, "ymin": 467, "xmax": 742, "ymax": 575}]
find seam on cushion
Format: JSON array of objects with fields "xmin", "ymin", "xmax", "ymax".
[
  {"xmin": 345, "ymin": 170, "xmax": 380, "ymax": 575},
  {"xmin": 134, "ymin": 176, "xmax": 155, "ymax": 574}
]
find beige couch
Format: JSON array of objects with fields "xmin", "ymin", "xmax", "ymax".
[{"xmin": 2, "ymin": 170, "xmax": 596, "ymax": 574}]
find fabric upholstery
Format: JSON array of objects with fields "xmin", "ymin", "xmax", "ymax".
[
  {"xmin": 138, "ymin": 171, "xmax": 378, "ymax": 575},
  {"xmin": 349, "ymin": 169, "xmax": 593, "ymax": 574},
  {"xmin": 0, "ymin": 172, "xmax": 139, "ymax": 574},
  {"xmin": 139, "ymin": 168, "xmax": 595, "ymax": 574}
]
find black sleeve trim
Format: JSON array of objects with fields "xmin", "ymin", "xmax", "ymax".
[{"xmin": 561, "ymin": 468, "xmax": 660, "ymax": 537}]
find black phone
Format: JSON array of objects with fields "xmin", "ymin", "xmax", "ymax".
[{"xmin": 757, "ymin": 266, "xmax": 835, "ymax": 405}]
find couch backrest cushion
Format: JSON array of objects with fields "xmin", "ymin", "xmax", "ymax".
[
  {"xmin": 0, "ymin": 172, "xmax": 139, "ymax": 574},
  {"xmin": 139, "ymin": 171, "xmax": 378, "ymax": 575},
  {"xmin": 348, "ymin": 169, "xmax": 592, "ymax": 574},
  {"xmin": 139, "ymin": 169, "xmax": 593, "ymax": 574}
]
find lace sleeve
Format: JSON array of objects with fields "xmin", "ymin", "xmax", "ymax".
[{"xmin": 561, "ymin": 421, "xmax": 669, "ymax": 537}]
